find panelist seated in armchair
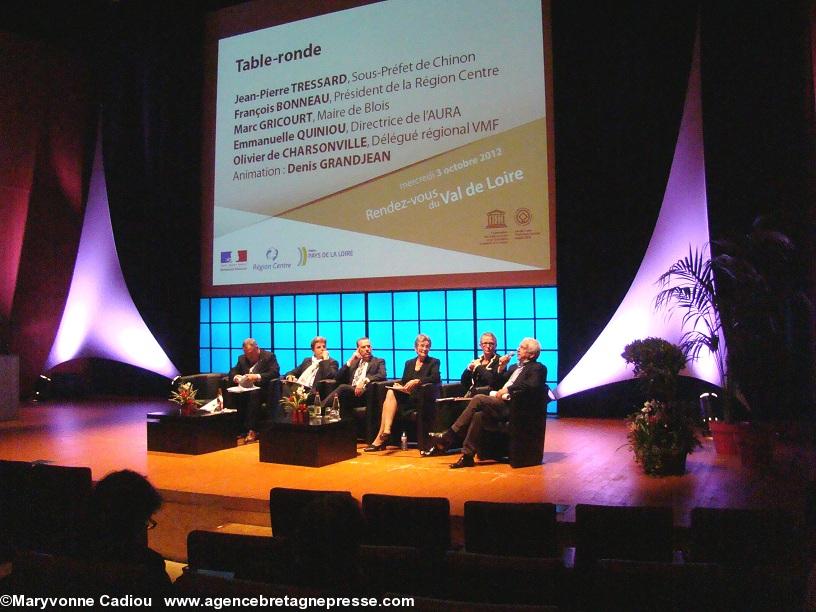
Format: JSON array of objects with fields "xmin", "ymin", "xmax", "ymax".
[
  {"xmin": 459, "ymin": 331, "xmax": 504, "ymax": 397},
  {"xmin": 427, "ymin": 337, "xmax": 547, "ymax": 467},
  {"xmin": 224, "ymin": 338, "xmax": 280, "ymax": 443},
  {"xmin": 364, "ymin": 333, "xmax": 440, "ymax": 452},
  {"xmin": 321, "ymin": 337, "xmax": 386, "ymax": 420},
  {"xmin": 282, "ymin": 336, "xmax": 339, "ymax": 400}
]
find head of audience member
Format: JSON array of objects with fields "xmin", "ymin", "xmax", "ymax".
[
  {"xmin": 85, "ymin": 470, "xmax": 162, "ymax": 551},
  {"xmin": 479, "ymin": 332, "xmax": 498, "ymax": 360},
  {"xmin": 310, "ymin": 336, "xmax": 328, "ymax": 359},
  {"xmin": 292, "ymin": 494, "xmax": 367, "ymax": 592},
  {"xmin": 242, "ymin": 338, "xmax": 261, "ymax": 363},
  {"xmin": 414, "ymin": 333, "xmax": 431, "ymax": 360},
  {"xmin": 356, "ymin": 337, "xmax": 372, "ymax": 361},
  {"xmin": 516, "ymin": 337, "xmax": 542, "ymax": 363}
]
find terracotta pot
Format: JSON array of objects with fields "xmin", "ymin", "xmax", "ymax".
[{"xmin": 709, "ymin": 420, "xmax": 743, "ymax": 455}]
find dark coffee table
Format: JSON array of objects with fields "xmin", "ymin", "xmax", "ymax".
[
  {"xmin": 259, "ymin": 417, "xmax": 357, "ymax": 467},
  {"xmin": 146, "ymin": 410, "xmax": 238, "ymax": 454}
]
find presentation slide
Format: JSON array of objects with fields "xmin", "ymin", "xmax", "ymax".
[{"xmin": 207, "ymin": 0, "xmax": 554, "ymax": 293}]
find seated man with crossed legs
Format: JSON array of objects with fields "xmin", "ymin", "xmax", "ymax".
[{"xmin": 430, "ymin": 337, "xmax": 547, "ymax": 468}]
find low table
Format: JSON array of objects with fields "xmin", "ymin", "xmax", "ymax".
[
  {"xmin": 147, "ymin": 410, "xmax": 238, "ymax": 454},
  {"xmin": 259, "ymin": 418, "xmax": 357, "ymax": 467}
]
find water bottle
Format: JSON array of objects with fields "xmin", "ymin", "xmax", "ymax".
[
  {"xmin": 400, "ymin": 432, "xmax": 408, "ymax": 451},
  {"xmin": 312, "ymin": 391, "xmax": 321, "ymax": 418},
  {"xmin": 216, "ymin": 388, "xmax": 224, "ymax": 412},
  {"xmin": 331, "ymin": 395, "xmax": 340, "ymax": 421}
]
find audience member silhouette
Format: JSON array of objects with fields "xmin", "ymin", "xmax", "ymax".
[
  {"xmin": 290, "ymin": 494, "xmax": 368, "ymax": 594},
  {"xmin": 75, "ymin": 469, "xmax": 171, "ymax": 592}
]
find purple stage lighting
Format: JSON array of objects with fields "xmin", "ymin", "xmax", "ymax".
[
  {"xmin": 45, "ymin": 126, "xmax": 179, "ymax": 379},
  {"xmin": 556, "ymin": 28, "xmax": 721, "ymax": 399}
]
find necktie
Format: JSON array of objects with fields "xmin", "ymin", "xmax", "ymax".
[{"xmin": 351, "ymin": 360, "xmax": 369, "ymax": 386}]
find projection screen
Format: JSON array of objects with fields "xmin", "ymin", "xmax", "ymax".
[{"xmin": 202, "ymin": 0, "xmax": 555, "ymax": 295}]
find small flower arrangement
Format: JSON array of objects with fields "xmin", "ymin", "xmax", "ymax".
[
  {"xmin": 169, "ymin": 381, "xmax": 205, "ymax": 416},
  {"xmin": 626, "ymin": 399, "xmax": 701, "ymax": 475},
  {"xmin": 280, "ymin": 385, "xmax": 310, "ymax": 413}
]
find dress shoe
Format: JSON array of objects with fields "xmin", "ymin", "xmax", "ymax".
[
  {"xmin": 430, "ymin": 428, "xmax": 459, "ymax": 453},
  {"xmin": 449, "ymin": 454, "xmax": 475, "ymax": 469},
  {"xmin": 363, "ymin": 433, "xmax": 389, "ymax": 452},
  {"xmin": 245, "ymin": 430, "xmax": 257, "ymax": 443},
  {"xmin": 420, "ymin": 446, "xmax": 445, "ymax": 457}
]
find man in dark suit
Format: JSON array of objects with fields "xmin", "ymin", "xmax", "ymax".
[
  {"xmin": 429, "ymin": 337, "xmax": 547, "ymax": 468},
  {"xmin": 321, "ymin": 337, "xmax": 386, "ymax": 420},
  {"xmin": 226, "ymin": 337, "xmax": 280, "ymax": 442},
  {"xmin": 283, "ymin": 336, "xmax": 339, "ymax": 399}
]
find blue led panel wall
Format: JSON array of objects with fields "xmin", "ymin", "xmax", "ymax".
[{"xmin": 200, "ymin": 287, "xmax": 558, "ymax": 412}]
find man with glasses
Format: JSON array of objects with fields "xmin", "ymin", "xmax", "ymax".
[
  {"xmin": 460, "ymin": 331, "xmax": 504, "ymax": 396},
  {"xmin": 421, "ymin": 331, "xmax": 507, "ymax": 457},
  {"xmin": 321, "ymin": 337, "xmax": 387, "ymax": 420}
]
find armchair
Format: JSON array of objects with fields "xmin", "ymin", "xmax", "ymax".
[
  {"xmin": 215, "ymin": 374, "xmax": 282, "ymax": 425},
  {"xmin": 369, "ymin": 380, "xmax": 440, "ymax": 450},
  {"xmin": 174, "ymin": 373, "xmax": 223, "ymax": 400},
  {"xmin": 477, "ymin": 384, "xmax": 551, "ymax": 468},
  {"xmin": 314, "ymin": 378, "xmax": 377, "ymax": 441}
]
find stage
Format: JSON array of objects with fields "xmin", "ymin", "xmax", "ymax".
[{"xmin": 1, "ymin": 398, "xmax": 813, "ymax": 563}]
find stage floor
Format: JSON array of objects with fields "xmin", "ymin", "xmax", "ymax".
[{"xmin": 2, "ymin": 398, "xmax": 813, "ymax": 561}]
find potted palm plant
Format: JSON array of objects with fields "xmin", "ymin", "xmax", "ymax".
[
  {"xmin": 622, "ymin": 337, "xmax": 701, "ymax": 475},
  {"xmin": 654, "ymin": 219, "xmax": 807, "ymax": 461}
]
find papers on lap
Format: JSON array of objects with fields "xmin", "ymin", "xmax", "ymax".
[
  {"xmin": 386, "ymin": 385, "xmax": 410, "ymax": 394},
  {"xmin": 227, "ymin": 385, "xmax": 259, "ymax": 393}
]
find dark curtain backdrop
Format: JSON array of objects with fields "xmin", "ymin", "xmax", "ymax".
[
  {"xmin": 700, "ymin": 0, "xmax": 816, "ymax": 419},
  {"xmin": 1, "ymin": 0, "xmax": 813, "ymax": 408},
  {"xmin": 98, "ymin": 0, "xmax": 205, "ymax": 383}
]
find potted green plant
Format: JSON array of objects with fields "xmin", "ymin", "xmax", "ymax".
[
  {"xmin": 654, "ymin": 219, "xmax": 808, "ymax": 461},
  {"xmin": 653, "ymin": 247, "xmax": 741, "ymax": 454},
  {"xmin": 621, "ymin": 337, "xmax": 701, "ymax": 475}
]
